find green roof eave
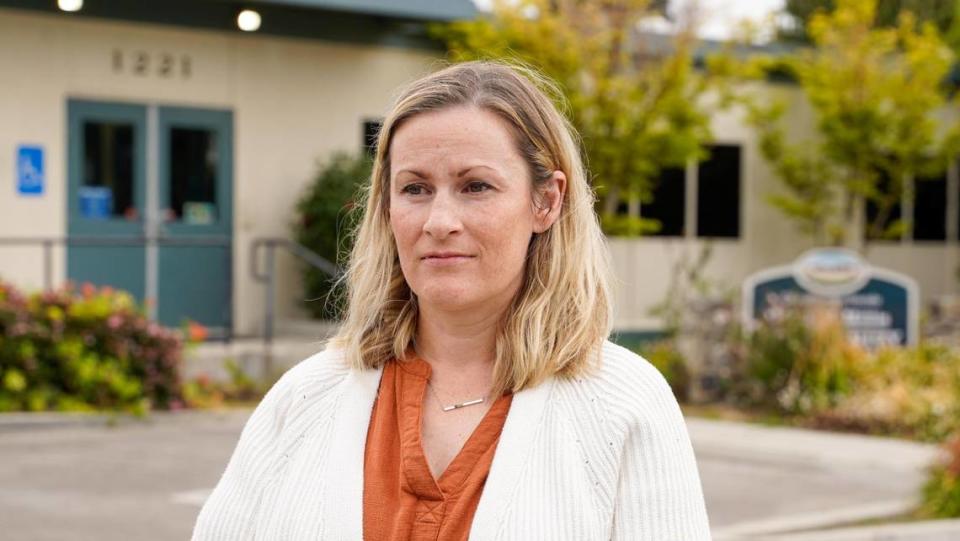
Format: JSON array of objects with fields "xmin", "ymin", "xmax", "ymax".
[
  {"xmin": 243, "ymin": 0, "xmax": 476, "ymax": 21},
  {"xmin": 0, "ymin": 0, "xmax": 477, "ymax": 50}
]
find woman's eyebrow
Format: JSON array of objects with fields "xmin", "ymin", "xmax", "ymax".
[
  {"xmin": 457, "ymin": 165, "xmax": 500, "ymax": 178},
  {"xmin": 396, "ymin": 168, "xmax": 429, "ymax": 179},
  {"xmin": 396, "ymin": 165, "xmax": 500, "ymax": 179}
]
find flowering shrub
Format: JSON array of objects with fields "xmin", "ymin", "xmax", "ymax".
[
  {"xmin": 729, "ymin": 298, "xmax": 863, "ymax": 414},
  {"xmin": 182, "ymin": 358, "xmax": 268, "ymax": 409},
  {"xmin": 809, "ymin": 342, "xmax": 960, "ymax": 442},
  {"xmin": 0, "ymin": 279, "xmax": 187, "ymax": 413},
  {"xmin": 716, "ymin": 293, "xmax": 960, "ymax": 442}
]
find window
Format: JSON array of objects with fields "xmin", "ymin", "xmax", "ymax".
[
  {"xmin": 697, "ymin": 144, "xmax": 741, "ymax": 238},
  {"xmin": 169, "ymin": 127, "xmax": 218, "ymax": 223},
  {"xmin": 644, "ymin": 166, "xmax": 685, "ymax": 236},
  {"xmin": 914, "ymin": 172, "xmax": 947, "ymax": 241},
  {"xmin": 620, "ymin": 143, "xmax": 742, "ymax": 239},
  {"xmin": 865, "ymin": 164, "xmax": 948, "ymax": 242},
  {"xmin": 82, "ymin": 121, "xmax": 135, "ymax": 218}
]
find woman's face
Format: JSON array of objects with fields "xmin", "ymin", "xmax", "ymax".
[{"xmin": 388, "ymin": 105, "xmax": 564, "ymax": 314}]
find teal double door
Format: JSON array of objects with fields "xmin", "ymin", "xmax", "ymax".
[{"xmin": 67, "ymin": 100, "xmax": 233, "ymax": 336}]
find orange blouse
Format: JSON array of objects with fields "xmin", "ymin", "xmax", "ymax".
[{"xmin": 363, "ymin": 355, "xmax": 513, "ymax": 541}]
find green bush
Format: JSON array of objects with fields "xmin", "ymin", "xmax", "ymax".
[
  {"xmin": 293, "ymin": 152, "xmax": 371, "ymax": 319},
  {"xmin": 920, "ymin": 434, "xmax": 960, "ymax": 518},
  {"xmin": 723, "ymin": 295, "xmax": 960, "ymax": 441},
  {"xmin": 0, "ymin": 279, "xmax": 186, "ymax": 413},
  {"xmin": 817, "ymin": 342, "xmax": 960, "ymax": 442},
  {"xmin": 729, "ymin": 299, "xmax": 861, "ymax": 414}
]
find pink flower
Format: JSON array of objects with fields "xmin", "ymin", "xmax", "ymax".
[{"xmin": 107, "ymin": 314, "xmax": 123, "ymax": 330}]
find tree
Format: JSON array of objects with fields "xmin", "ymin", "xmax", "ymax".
[
  {"xmin": 780, "ymin": 0, "xmax": 957, "ymax": 42},
  {"xmin": 431, "ymin": 0, "xmax": 724, "ymax": 235},
  {"xmin": 729, "ymin": 0, "xmax": 953, "ymax": 248}
]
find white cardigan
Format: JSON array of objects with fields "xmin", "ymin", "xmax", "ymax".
[{"xmin": 192, "ymin": 340, "xmax": 712, "ymax": 540}]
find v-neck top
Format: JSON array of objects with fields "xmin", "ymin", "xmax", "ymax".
[{"xmin": 362, "ymin": 355, "xmax": 513, "ymax": 541}]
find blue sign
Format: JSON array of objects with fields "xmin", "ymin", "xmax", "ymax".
[
  {"xmin": 78, "ymin": 186, "xmax": 113, "ymax": 219},
  {"xmin": 16, "ymin": 145, "xmax": 44, "ymax": 196},
  {"xmin": 742, "ymin": 248, "xmax": 918, "ymax": 349}
]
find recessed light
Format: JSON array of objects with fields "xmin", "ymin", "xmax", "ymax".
[
  {"xmin": 58, "ymin": 0, "xmax": 83, "ymax": 12},
  {"xmin": 237, "ymin": 9, "xmax": 261, "ymax": 32}
]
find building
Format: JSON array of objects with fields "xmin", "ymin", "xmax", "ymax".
[
  {"xmin": 0, "ymin": 0, "xmax": 475, "ymax": 338},
  {"xmin": 2, "ymin": 0, "xmax": 958, "ymax": 343},
  {"xmin": 607, "ymin": 66, "xmax": 960, "ymax": 340}
]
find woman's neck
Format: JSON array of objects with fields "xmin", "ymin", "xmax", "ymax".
[{"xmin": 413, "ymin": 302, "xmax": 501, "ymax": 389}]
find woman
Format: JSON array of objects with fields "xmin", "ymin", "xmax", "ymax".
[{"xmin": 193, "ymin": 60, "xmax": 712, "ymax": 540}]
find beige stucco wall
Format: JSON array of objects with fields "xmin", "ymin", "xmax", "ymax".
[{"xmin": 0, "ymin": 8, "xmax": 438, "ymax": 335}]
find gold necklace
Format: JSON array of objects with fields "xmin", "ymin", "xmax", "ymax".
[{"xmin": 426, "ymin": 379, "xmax": 487, "ymax": 412}]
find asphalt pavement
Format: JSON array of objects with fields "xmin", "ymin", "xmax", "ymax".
[{"xmin": 0, "ymin": 410, "xmax": 952, "ymax": 540}]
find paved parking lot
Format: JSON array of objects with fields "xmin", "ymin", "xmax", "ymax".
[
  {"xmin": 0, "ymin": 411, "xmax": 940, "ymax": 540},
  {"xmin": 0, "ymin": 411, "xmax": 245, "ymax": 541}
]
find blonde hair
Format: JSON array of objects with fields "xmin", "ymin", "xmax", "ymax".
[{"xmin": 329, "ymin": 60, "xmax": 612, "ymax": 395}]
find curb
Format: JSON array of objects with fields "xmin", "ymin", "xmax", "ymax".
[
  {"xmin": 0, "ymin": 409, "xmax": 252, "ymax": 432},
  {"xmin": 750, "ymin": 519, "xmax": 960, "ymax": 541},
  {"xmin": 712, "ymin": 499, "xmax": 915, "ymax": 540},
  {"xmin": 0, "ymin": 412, "xmax": 123, "ymax": 431}
]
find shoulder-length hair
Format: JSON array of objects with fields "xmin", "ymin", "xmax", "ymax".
[{"xmin": 329, "ymin": 60, "xmax": 612, "ymax": 395}]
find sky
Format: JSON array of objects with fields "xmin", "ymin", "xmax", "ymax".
[{"xmin": 470, "ymin": 0, "xmax": 787, "ymax": 42}]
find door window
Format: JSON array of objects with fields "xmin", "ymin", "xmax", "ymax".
[
  {"xmin": 169, "ymin": 127, "xmax": 219, "ymax": 225},
  {"xmin": 80, "ymin": 121, "xmax": 138, "ymax": 221}
]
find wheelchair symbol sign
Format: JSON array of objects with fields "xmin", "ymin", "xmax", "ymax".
[{"xmin": 17, "ymin": 145, "xmax": 44, "ymax": 196}]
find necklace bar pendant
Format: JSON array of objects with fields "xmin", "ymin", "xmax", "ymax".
[{"xmin": 442, "ymin": 397, "xmax": 485, "ymax": 412}]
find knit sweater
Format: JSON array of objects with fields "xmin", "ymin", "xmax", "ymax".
[{"xmin": 191, "ymin": 340, "xmax": 712, "ymax": 540}]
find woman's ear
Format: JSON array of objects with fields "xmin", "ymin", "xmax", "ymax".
[{"xmin": 533, "ymin": 170, "xmax": 567, "ymax": 233}]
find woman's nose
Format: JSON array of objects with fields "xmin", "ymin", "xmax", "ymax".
[{"xmin": 422, "ymin": 194, "xmax": 463, "ymax": 239}]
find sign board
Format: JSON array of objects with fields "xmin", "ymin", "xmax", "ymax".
[
  {"xmin": 183, "ymin": 201, "xmax": 216, "ymax": 225},
  {"xmin": 742, "ymin": 248, "xmax": 918, "ymax": 348},
  {"xmin": 17, "ymin": 145, "xmax": 44, "ymax": 196},
  {"xmin": 78, "ymin": 186, "xmax": 113, "ymax": 219}
]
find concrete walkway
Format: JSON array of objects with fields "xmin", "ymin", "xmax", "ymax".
[{"xmin": 692, "ymin": 418, "xmax": 952, "ymax": 540}]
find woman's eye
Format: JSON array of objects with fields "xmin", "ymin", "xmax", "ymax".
[
  {"xmin": 466, "ymin": 181, "xmax": 492, "ymax": 193},
  {"xmin": 401, "ymin": 184, "xmax": 426, "ymax": 195}
]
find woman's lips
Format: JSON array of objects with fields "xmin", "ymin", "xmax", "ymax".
[{"xmin": 421, "ymin": 255, "xmax": 475, "ymax": 266}]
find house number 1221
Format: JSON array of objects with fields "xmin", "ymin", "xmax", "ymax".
[{"xmin": 112, "ymin": 50, "xmax": 192, "ymax": 79}]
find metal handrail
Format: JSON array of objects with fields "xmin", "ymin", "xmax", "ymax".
[
  {"xmin": 0, "ymin": 235, "xmax": 231, "ymax": 290},
  {"xmin": 250, "ymin": 238, "xmax": 341, "ymax": 376},
  {"xmin": 0, "ymin": 235, "xmax": 339, "ymax": 373}
]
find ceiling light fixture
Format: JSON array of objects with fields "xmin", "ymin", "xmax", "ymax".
[
  {"xmin": 237, "ymin": 9, "xmax": 261, "ymax": 32},
  {"xmin": 58, "ymin": 0, "xmax": 83, "ymax": 12}
]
